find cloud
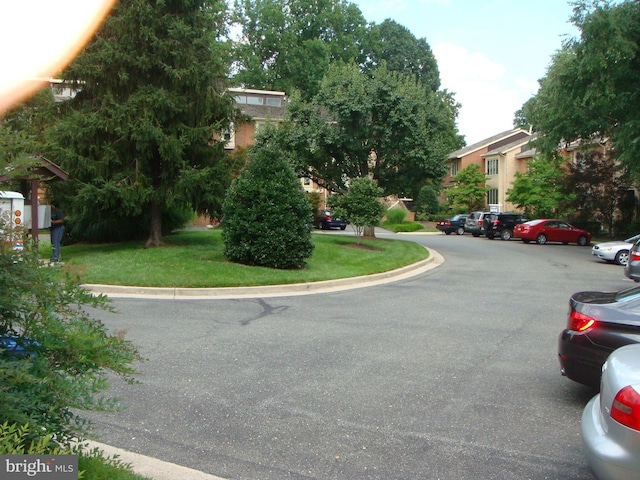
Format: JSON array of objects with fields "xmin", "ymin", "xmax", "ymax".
[{"xmin": 433, "ymin": 42, "xmax": 533, "ymax": 144}]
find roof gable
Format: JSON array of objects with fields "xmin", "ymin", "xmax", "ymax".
[{"xmin": 448, "ymin": 128, "xmax": 531, "ymax": 159}]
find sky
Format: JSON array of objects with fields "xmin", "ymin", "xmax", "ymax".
[{"xmin": 353, "ymin": 0, "xmax": 579, "ymax": 145}]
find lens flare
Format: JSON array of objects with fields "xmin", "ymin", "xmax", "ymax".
[{"xmin": 0, "ymin": 0, "xmax": 116, "ymax": 115}]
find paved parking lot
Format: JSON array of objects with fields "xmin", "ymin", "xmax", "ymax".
[{"xmin": 85, "ymin": 232, "xmax": 626, "ymax": 479}]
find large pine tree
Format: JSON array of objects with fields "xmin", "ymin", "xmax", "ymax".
[{"xmin": 50, "ymin": 0, "xmax": 235, "ymax": 246}]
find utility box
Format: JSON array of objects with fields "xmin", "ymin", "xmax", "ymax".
[{"xmin": 0, "ymin": 191, "xmax": 26, "ymax": 251}]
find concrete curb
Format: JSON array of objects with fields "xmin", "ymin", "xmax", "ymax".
[
  {"xmin": 85, "ymin": 440, "xmax": 227, "ymax": 480},
  {"xmin": 84, "ymin": 247, "xmax": 443, "ymax": 300}
]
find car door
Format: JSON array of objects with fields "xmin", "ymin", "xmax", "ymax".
[
  {"xmin": 556, "ymin": 221, "xmax": 573, "ymax": 243},
  {"xmin": 543, "ymin": 221, "xmax": 559, "ymax": 242}
]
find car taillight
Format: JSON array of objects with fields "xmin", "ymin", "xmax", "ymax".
[
  {"xmin": 631, "ymin": 250, "xmax": 640, "ymax": 262},
  {"xmin": 568, "ymin": 310, "xmax": 596, "ymax": 332},
  {"xmin": 445, "ymin": 221, "xmax": 451, "ymax": 226},
  {"xmin": 493, "ymin": 220, "xmax": 499, "ymax": 226},
  {"xmin": 611, "ymin": 386, "xmax": 640, "ymax": 431}
]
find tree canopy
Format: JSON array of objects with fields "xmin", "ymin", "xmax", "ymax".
[
  {"xmin": 262, "ymin": 61, "xmax": 462, "ymax": 200},
  {"xmin": 521, "ymin": 0, "xmax": 640, "ymax": 176},
  {"xmin": 329, "ymin": 176, "xmax": 384, "ymax": 243},
  {"xmin": 506, "ymin": 155, "xmax": 568, "ymax": 218},
  {"xmin": 48, "ymin": 0, "xmax": 235, "ymax": 246},
  {"xmin": 445, "ymin": 164, "xmax": 488, "ymax": 212},
  {"xmin": 231, "ymin": 0, "xmax": 368, "ymax": 99},
  {"xmin": 361, "ymin": 19, "xmax": 440, "ymax": 93}
]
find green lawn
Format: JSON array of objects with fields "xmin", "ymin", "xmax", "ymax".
[{"xmin": 54, "ymin": 229, "xmax": 429, "ymax": 288}]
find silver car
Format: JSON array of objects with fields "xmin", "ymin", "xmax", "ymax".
[
  {"xmin": 625, "ymin": 238, "xmax": 640, "ymax": 282},
  {"xmin": 592, "ymin": 234, "xmax": 640, "ymax": 266},
  {"xmin": 582, "ymin": 344, "xmax": 640, "ymax": 479}
]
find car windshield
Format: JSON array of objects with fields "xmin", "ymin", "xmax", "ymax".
[
  {"xmin": 625, "ymin": 234, "xmax": 640, "ymax": 243},
  {"xmin": 525, "ymin": 219, "xmax": 544, "ymax": 226}
]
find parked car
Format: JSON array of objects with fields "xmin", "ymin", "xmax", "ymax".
[
  {"xmin": 0, "ymin": 335, "xmax": 38, "ymax": 359},
  {"xmin": 314, "ymin": 210, "xmax": 347, "ymax": 230},
  {"xmin": 464, "ymin": 211, "xmax": 491, "ymax": 237},
  {"xmin": 582, "ymin": 344, "xmax": 640, "ymax": 480},
  {"xmin": 482, "ymin": 213, "xmax": 529, "ymax": 240},
  {"xmin": 436, "ymin": 214, "xmax": 468, "ymax": 235},
  {"xmin": 513, "ymin": 219, "xmax": 591, "ymax": 246},
  {"xmin": 624, "ymin": 237, "xmax": 640, "ymax": 282},
  {"xmin": 592, "ymin": 234, "xmax": 640, "ymax": 266},
  {"xmin": 558, "ymin": 285, "xmax": 640, "ymax": 389}
]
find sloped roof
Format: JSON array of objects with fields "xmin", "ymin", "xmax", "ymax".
[
  {"xmin": 482, "ymin": 133, "xmax": 538, "ymax": 157},
  {"xmin": 448, "ymin": 128, "xmax": 531, "ymax": 159},
  {"xmin": 0, "ymin": 155, "xmax": 68, "ymax": 182}
]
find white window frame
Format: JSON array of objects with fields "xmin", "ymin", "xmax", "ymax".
[{"xmin": 486, "ymin": 158, "xmax": 498, "ymax": 175}]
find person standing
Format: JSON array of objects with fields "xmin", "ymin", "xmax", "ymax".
[{"xmin": 50, "ymin": 200, "xmax": 65, "ymax": 263}]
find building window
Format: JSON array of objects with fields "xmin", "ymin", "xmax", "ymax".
[
  {"xmin": 223, "ymin": 123, "xmax": 235, "ymax": 150},
  {"xmin": 266, "ymin": 97, "xmax": 282, "ymax": 107},
  {"xmin": 487, "ymin": 158, "xmax": 498, "ymax": 175},
  {"xmin": 487, "ymin": 188, "xmax": 498, "ymax": 205},
  {"xmin": 450, "ymin": 160, "xmax": 459, "ymax": 177},
  {"xmin": 255, "ymin": 122, "xmax": 266, "ymax": 134},
  {"xmin": 246, "ymin": 96, "xmax": 264, "ymax": 105}
]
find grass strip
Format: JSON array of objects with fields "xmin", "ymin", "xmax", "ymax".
[{"xmin": 58, "ymin": 229, "xmax": 429, "ymax": 288}]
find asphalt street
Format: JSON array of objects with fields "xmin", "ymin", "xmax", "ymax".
[{"xmin": 82, "ymin": 230, "xmax": 629, "ymax": 479}]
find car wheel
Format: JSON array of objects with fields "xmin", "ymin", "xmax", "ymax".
[
  {"xmin": 615, "ymin": 250, "xmax": 630, "ymax": 266},
  {"xmin": 536, "ymin": 234, "xmax": 547, "ymax": 245},
  {"xmin": 456, "ymin": 227, "xmax": 465, "ymax": 235},
  {"xmin": 445, "ymin": 231, "xmax": 452, "ymax": 235},
  {"xmin": 500, "ymin": 229, "xmax": 512, "ymax": 241},
  {"xmin": 340, "ymin": 225, "xmax": 346, "ymax": 230},
  {"xmin": 577, "ymin": 235, "xmax": 589, "ymax": 246}
]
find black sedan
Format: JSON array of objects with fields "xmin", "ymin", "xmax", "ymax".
[
  {"xmin": 436, "ymin": 214, "xmax": 468, "ymax": 235},
  {"xmin": 558, "ymin": 286, "xmax": 640, "ymax": 389},
  {"xmin": 314, "ymin": 210, "xmax": 347, "ymax": 230}
]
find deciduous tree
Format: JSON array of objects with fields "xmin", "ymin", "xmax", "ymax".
[
  {"xmin": 506, "ymin": 155, "xmax": 568, "ymax": 218},
  {"xmin": 265, "ymin": 62, "xmax": 461, "ymax": 200},
  {"xmin": 563, "ymin": 148, "xmax": 631, "ymax": 236},
  {"xmin": 231, "ymin": 0, "xmax": 367, "ymax": 100},
  {"xmin": 445, "ymin": 164, "xmax": 488, "ymax": 212},
  {"xmin": 329, "ymin": 177, "xmax": 384, "ymax": 243},
  {"xmin": 522, "ymin": 0, "xmax": 640, "ymax": 176}
]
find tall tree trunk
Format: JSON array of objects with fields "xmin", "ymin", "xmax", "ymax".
[
  {"xmin": 146, "ymin": 155, "xmax": 163, "ymax": 247},
  {"xmin": 146, "ymin": 199, "xmax": 163, "ymax": 247}
]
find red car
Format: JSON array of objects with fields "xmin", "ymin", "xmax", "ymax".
[{"xmin": 513, "ymin": 219, "xmax": 591, "ymax": 246}]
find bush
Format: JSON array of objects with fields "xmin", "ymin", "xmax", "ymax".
[
  {"xmin": 222, "ymin": 144, "xmax": 314, "ymax": 269},
  {"xmin": 329, "ymin": 177, "xmax": 385, "ymax": 244},
  {"xmin": 381, "ymin": 221, "xmax": 424, "ymax": 232},
  {"xmin": 0, "ymin": 233, "xmax": 141, "ymax": 449},
  {"xmin": 385, "ymin": 207, "xmax": 406, "ymax": 224}
]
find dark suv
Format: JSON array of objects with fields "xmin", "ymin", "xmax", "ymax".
[{"xmin": 483, "ymin": 213, "xmax": 529, "ymax": 240}]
